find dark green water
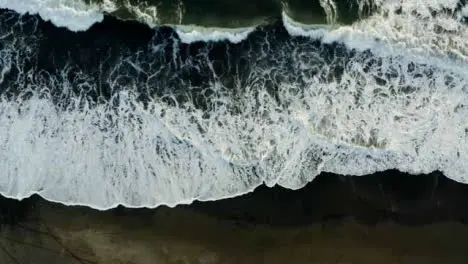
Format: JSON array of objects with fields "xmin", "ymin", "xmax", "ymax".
[{"xmin": 86, "ymin": 0, "xmax": 370, "ymax": 27}]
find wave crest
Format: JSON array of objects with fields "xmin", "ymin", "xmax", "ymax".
[{"xmin": 0, "ymin": 0, "xmax": 106, "ymax": 31}]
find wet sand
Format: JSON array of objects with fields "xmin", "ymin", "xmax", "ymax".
[
  {"xmin": 1, "ymin": 171, "xmax": 468, "ymax": 263},
  {"xmin": 2, "ymin": 202, "xmax": 468, "ymax": 264}
]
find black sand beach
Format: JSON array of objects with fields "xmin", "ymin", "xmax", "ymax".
[{"xmin": 1, "ymin": 170, "xmax": 468, "ymax": 263}]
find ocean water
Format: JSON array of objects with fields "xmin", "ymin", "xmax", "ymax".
[{"xmin": 0, "ymin": 0, "xmax": 467, "ymax": 209}]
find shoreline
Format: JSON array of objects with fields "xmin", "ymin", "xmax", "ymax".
[
  {"xmin": 2, "ymin": 170, "xmax": 468, "ymax": 227},
  {"xmin": 1, "ymin": 170, "xmax": 468, "ymax": 263}
]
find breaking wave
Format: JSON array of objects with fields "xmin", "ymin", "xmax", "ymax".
[
  {"xmin": 0, "ymin": 0, "xmax": 467, "ymax": 209},
  {"xmin": 0, "ymin": 0, "xmax": 105, "ymax": 31}
]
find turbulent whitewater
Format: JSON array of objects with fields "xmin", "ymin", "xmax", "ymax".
[{"xmin": 0, "ymin": 0, "xmax": 467, "ymax": 209}]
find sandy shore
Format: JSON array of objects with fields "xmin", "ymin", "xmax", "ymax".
[
  {"xmin": 1, "ymin": 197, "xmax": 468, "ymax": 264},
  {"xmin": 1, "ymin": 171, "xmax": 468, "ymax": 263}
]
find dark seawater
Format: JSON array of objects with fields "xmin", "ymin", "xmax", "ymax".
[
  {"xmin": 189, "ymin": 170, "xmax": 468, "ymax": 226},
  {"xmin": 88, "ymin": 0, "xmax": 370, "ymax": 27},
  {"xmin": 0, "ymin": 9, "xmax": 360, "ymax": 112}
]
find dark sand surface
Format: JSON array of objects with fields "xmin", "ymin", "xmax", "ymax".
[{"xmin": 1, "ymin": 170, "xmax": 468, "ymax": 263}]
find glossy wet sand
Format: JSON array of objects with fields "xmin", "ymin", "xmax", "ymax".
[{"xmin": 2, "ymin": 172, "xmax": 468, "ymax": 264}]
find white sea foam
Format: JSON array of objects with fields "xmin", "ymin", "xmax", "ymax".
[
  {"xmin": 281, "ymin": 11, "xmax": 330, "ymax": 38},
  {"xmin": 175, "ymin": 26, "xmax": 256, "ymax": 43},
  {"xmin": 1, "ymin": 49, "xmax": 468, "ymax": 210},
  {"xmin": 461, "ymin": 5, "xmax": 468, "ymax": 18},
  {"xmin": 284, "ymin": 0, "xmax": 468, "ymax": 60},
  {"xmin": 0, "ymin": 0, "xmax": 467, "ymax": 209},
  {"xmin": 119, "ymin": 0, "xmax": 161, "ymax": 27},
  {"xmin": 0, "ymin": 0, "xmax": 107, "ymax": 31}
]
